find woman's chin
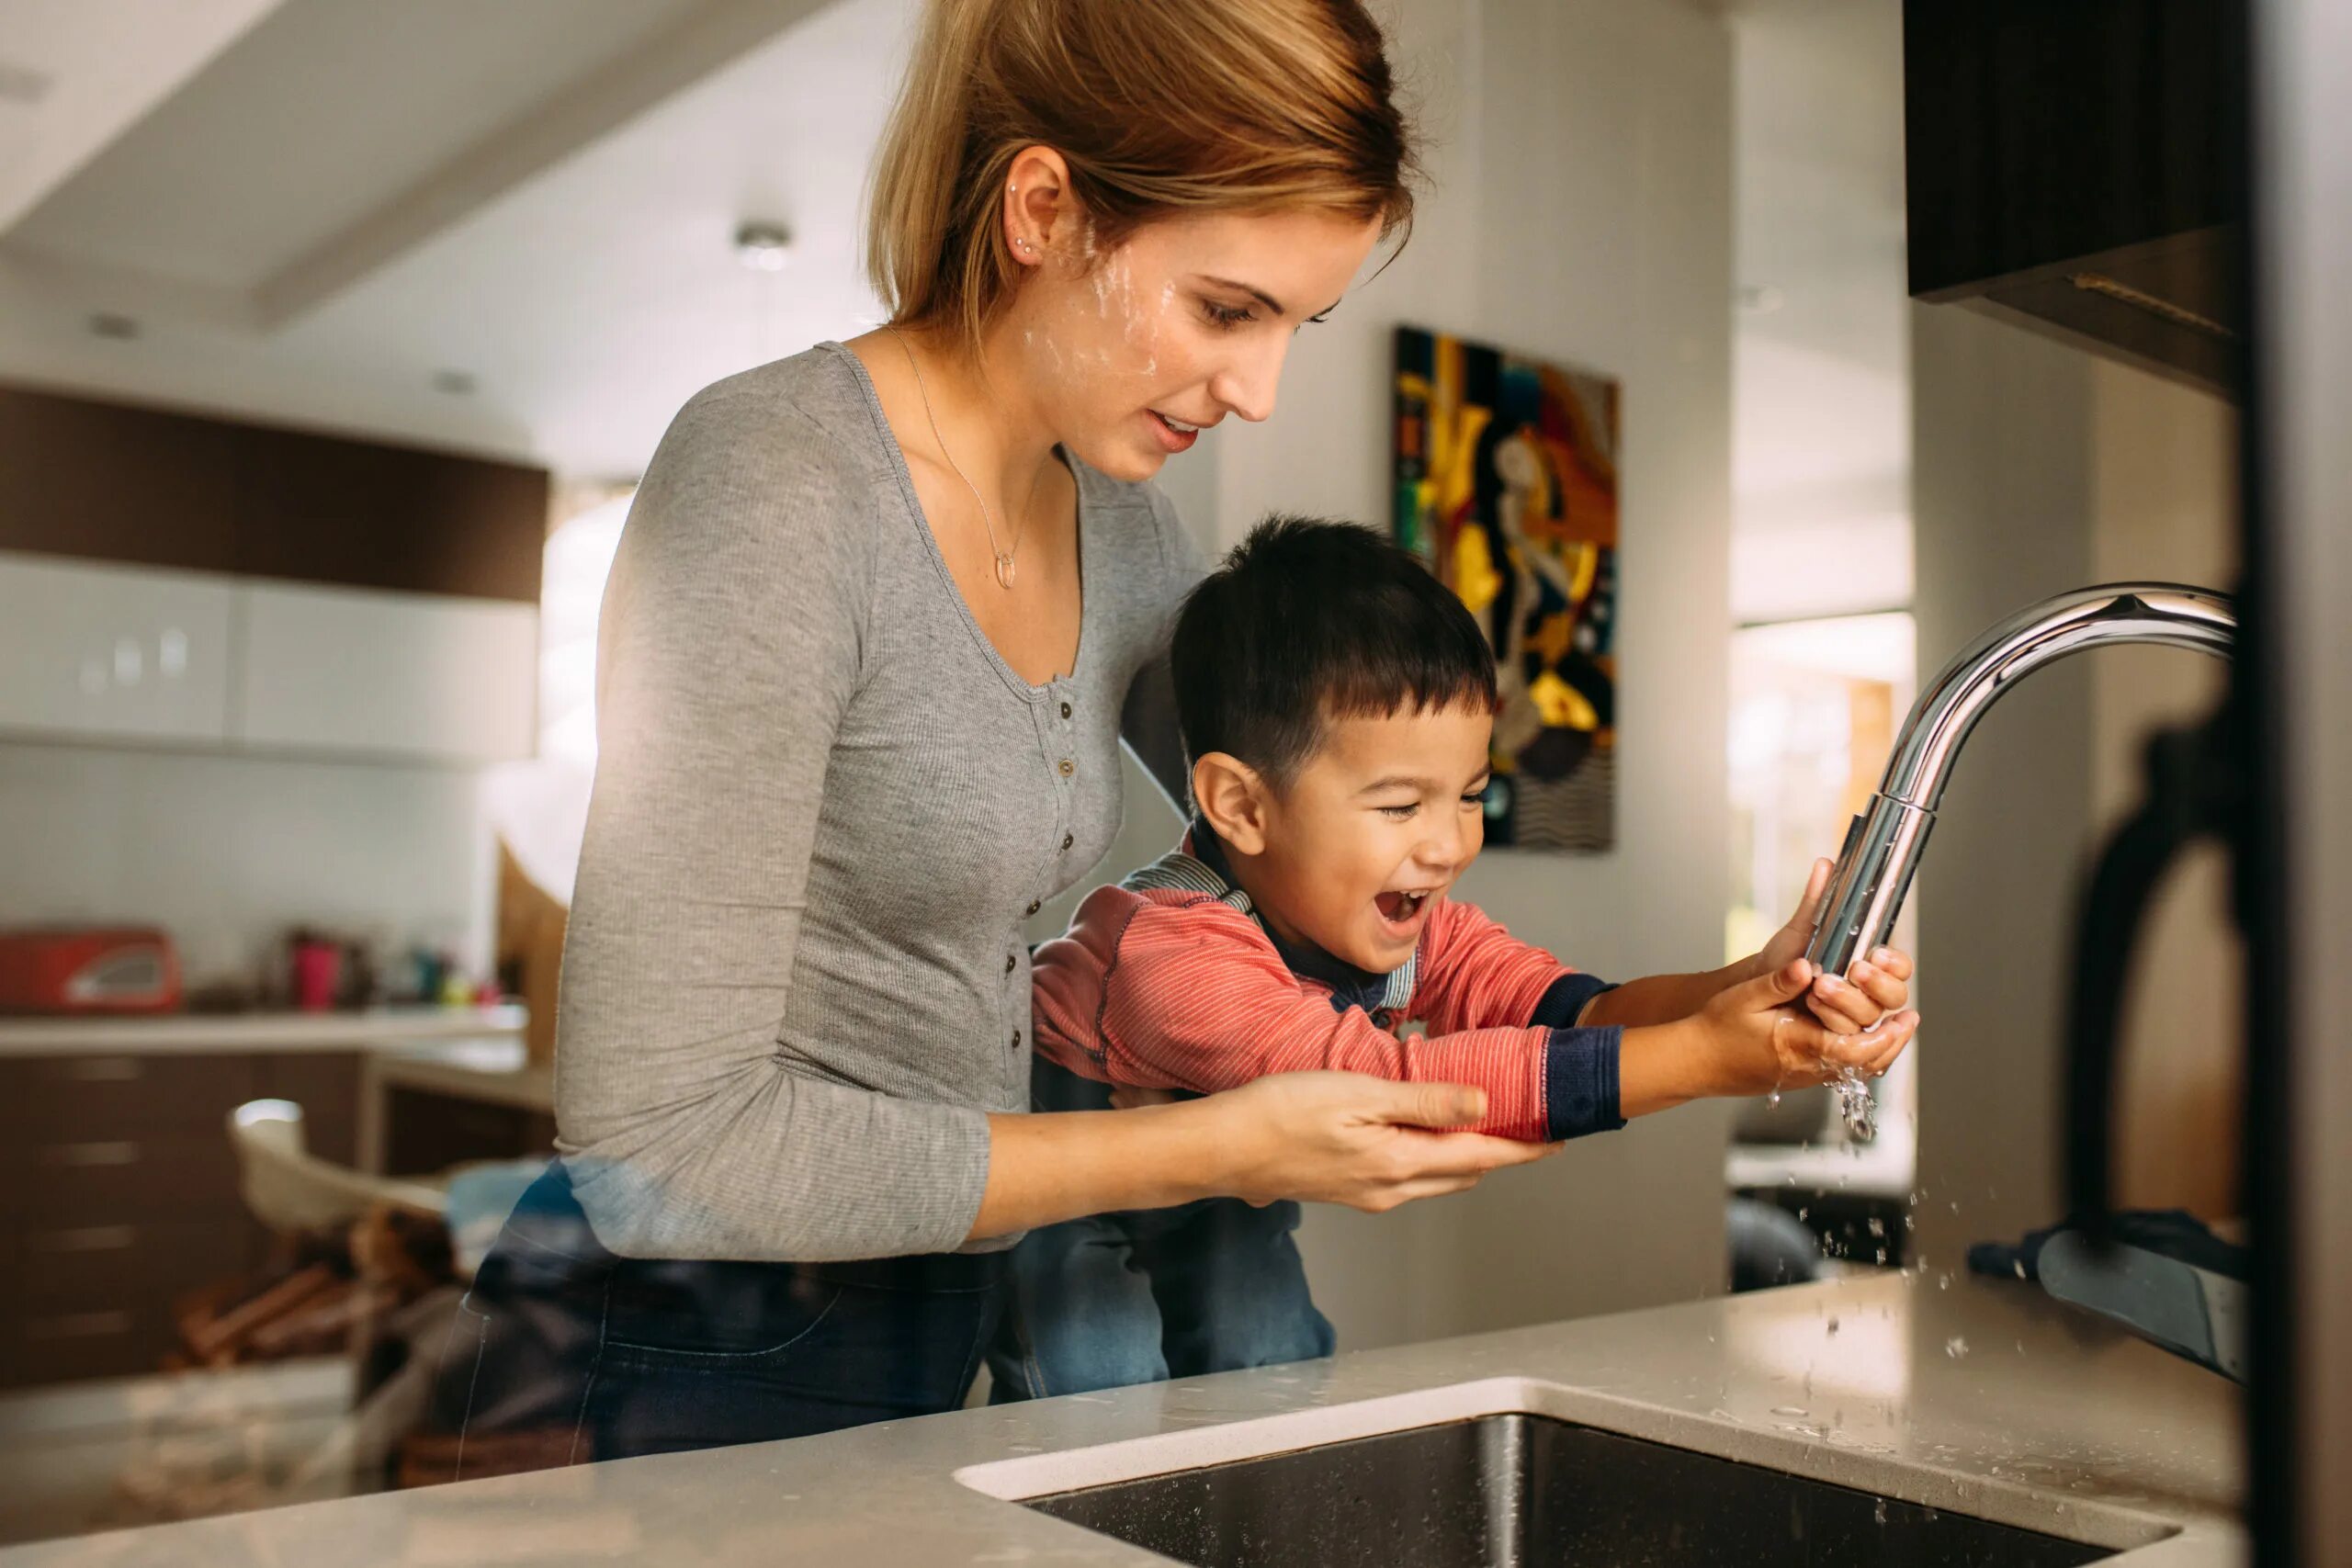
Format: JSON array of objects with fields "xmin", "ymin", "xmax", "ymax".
[{"xmin": 1062, "ymin": 430, "xmax": 1168, "ymax": 485}]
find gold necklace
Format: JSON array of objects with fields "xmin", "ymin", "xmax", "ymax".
[{"xmin": 887, "ymin": 325, "xmax": 1037, "ymax": 590}]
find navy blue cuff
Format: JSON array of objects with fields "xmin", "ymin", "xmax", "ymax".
[
  {"xmin": 1531, "ymin": 972, "xmax": 1618, "ymax": 1029},
  {"xmin": 1544, "ymin": 1026, "xmax": 1625, "ymax": 1141}
]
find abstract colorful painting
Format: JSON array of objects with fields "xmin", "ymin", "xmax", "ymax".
[{"xmin": 1394, "ymin": 326, "xmax": 1620, "ymax": 852}]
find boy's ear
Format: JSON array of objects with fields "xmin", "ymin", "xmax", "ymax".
[{"xmin": 1192, "ymin": 752, "xmax": 1272, "ymax": 855}]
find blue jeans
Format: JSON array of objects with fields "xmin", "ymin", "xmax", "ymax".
[
  {"xmin": 987, "ymin": 1060, "xmax": 1335, "ymax": 1400},
  {"xmin": 417, "ymin": 1160, "xmax": 1003, "ymax": 1478}
]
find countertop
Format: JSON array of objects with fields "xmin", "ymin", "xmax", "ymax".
[
  {"xmin": 0, "ymin": 1005, "xmax": 526, "ymax": 1055},
  {"xmin": 0, "ymin": 1268, "xmax": 2243, "ymax": 1566}
]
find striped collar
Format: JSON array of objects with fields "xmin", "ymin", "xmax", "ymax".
[{"xmin": 1121, "ymin": 821, "xmax": 1419, "ymax": 1016}]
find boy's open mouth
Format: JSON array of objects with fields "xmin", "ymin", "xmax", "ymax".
[{"xmin": 1374, "ymin": 888, "xmax": 1435, "ymax": 929}]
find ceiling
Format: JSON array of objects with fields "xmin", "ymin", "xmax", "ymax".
[{"xmin": 0, "ymin": 0, "xmax": 910, "ymax": 478}]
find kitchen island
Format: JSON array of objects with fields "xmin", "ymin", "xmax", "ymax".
[{"xmin": 0, "ymin": 1267, "xmax": 2241, "ymax": 1565}]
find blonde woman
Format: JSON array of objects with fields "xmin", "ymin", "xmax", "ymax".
[{"xmin": 422, "ymin": 0, "xmax": 1563, "ymax": 1475}]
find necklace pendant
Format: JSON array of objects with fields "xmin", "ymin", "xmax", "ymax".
[{"xmin": 994, "ymin": 552, "xmax": 1017, "ymax": 590}]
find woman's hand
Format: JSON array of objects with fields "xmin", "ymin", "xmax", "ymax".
[
  {"xmin": 1206, "ymin": 1072, "xmax": 1561, "ymax": 1212},
  {"xmin": 1690, "ymin": 958, "xmax": 1917, "ymax": 1100},
  {"xmin": 1756, "ymin": 858, "xmax": 1917, "ymax": 1034}
]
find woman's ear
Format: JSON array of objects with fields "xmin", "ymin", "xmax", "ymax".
[
  {"xmin": 1003, "ymin": 144, "xmax": 1077, "ymax": 267},
  {"xmin": 1192, "ymin": 752, "xmax": 1272, "ymax": 855}
]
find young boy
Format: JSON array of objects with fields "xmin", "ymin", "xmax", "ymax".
[{"xmin": 989, "ymin": 517, "xmax": 1917, "ymax": 1400}]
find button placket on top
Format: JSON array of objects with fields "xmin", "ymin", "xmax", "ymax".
[{"xmin": 1011, "ymin": 682, "xmax": 1080, "ymax": 1086}]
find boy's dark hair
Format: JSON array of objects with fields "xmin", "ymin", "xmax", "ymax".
[{"xmin": 1171, "ymin": 514, "xmax": 1498, "ymax": 785}]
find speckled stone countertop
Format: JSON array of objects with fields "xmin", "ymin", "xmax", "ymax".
[{"xmin": 0, "ymin": 1269, "xmax": 2243, "ymax": 1566}]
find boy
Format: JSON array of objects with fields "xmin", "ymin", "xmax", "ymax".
[{"xmin": 989, "ymin": 517, "xmax": 1917, "ymax": 1400}]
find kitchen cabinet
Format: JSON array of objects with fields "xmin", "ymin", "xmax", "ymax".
[
  {"xmin": 0, "ymin": 384, "xmax": 547, "ymax": 761},
  {"xmin": 0, "ymin": 557, "xmax": 234, "ymax": 744},
  {"xmin": 1904, "ymin": 0, "xmax": 2245, "ymax": 397},
  {"xmin": 233, "ymin": 581, "xmax": 537, "ymax": 764},
  {"xmin": 0, "ymin": 386, "xmax": 546, "ymax": 603},
  {"xmin": 0, "ymin": 554, "xmax": 537, "ymax": 763},
  {"xmin": 0, "ymin": 1049, "xmax": 361, "ymax": 1391}
]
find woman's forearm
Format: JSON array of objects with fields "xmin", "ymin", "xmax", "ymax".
[{"xmin": 967, "ymin": 1101, "xmax": 1228, "ymax": 1242}]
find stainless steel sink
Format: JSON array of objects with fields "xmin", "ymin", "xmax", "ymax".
[{"xmin": 1023, "ymin": 1414, "xmax": 2125, "ymax": 1567}]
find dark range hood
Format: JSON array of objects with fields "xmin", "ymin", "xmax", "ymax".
[{"xmin": 1904, "ymin": 0, "xmax": 2245, "ymax": 399}]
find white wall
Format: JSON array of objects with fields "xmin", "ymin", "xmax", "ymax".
[
  {"xmin": 1038, "ymin": 0, "xmax": 1737, "ymax": 1351},
  {"xmin": 1909, "ymin": 304, "xmax": 2241, "ymax": 1265},
  {"xmin": 0, "ymin": 740, "xmax": 496, "ymax": 993}
]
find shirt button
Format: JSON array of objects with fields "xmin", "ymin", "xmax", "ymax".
[
  {"xmin": 1059, "ymin": 701, "xmax": 1072, "ymax": 719},
  {"xmin": 1058, "ymin": 758, "xmax": 1075, "ymax": 777},
  {"xmin": 1024, "ymin": 898, "xmax": 1041, "ymax": 917},
  {"xmin": 1004, "ymin": 953, "xmax": 1016, "ymax": 974},
  {"xmin": 1060, "ymin": 832, "xmax": 1074, "ymax": 852}
]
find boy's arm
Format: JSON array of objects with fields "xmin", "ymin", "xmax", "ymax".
[
  {"xmin": 1055, "ymin": 897, "xmax": 1620, "ymax": 1144},
  {"xmin": 1413, "ymin": 897, "xmax": 1619, "ymax": 1034},
  {"xmin": 1581, "ymin": 961, "xmax": 1758, "ymax": 1028}
]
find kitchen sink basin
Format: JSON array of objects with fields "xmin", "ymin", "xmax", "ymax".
[{"xmin": 1022, "ymin": 1413, "xmax": 2125, "ymax": 1567}]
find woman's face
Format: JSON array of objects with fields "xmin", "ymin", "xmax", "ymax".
[{"xmin": 999, "ymin": 203, "xmax": 1386, "ymax": 482}]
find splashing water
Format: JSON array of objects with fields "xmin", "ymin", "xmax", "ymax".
[
  {"xmin": 1832, "ymin": 1065, "xmax": 1877, "ymax": 1142},
  {"xmin": 1944, "ymin": 1336, "xmax": 1971, "ymax": 1359}
]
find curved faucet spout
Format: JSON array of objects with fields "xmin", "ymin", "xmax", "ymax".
[{"xmin": 1804, "ymin": 583, "xmax": 2236, "ymax": 982}]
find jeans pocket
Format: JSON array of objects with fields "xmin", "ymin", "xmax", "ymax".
[{"xmin": 603, "ymin": 1271, "xmax": 844, "ymax": 1368}]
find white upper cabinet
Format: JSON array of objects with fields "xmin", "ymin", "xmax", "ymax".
[
  {"xmin": 0, "ymin": 555, "xmax": 234, "ymax": 743},
  {"xmin": 232, "ymin": 581, "xmax": 537, "ymax": 764}
]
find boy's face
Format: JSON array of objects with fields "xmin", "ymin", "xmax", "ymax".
[{"xmin": 1242, "ymin": 702, "xmax": 1495, "ymax": 975}]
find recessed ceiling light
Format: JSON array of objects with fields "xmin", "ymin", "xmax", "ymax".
[
  {"xmin": 87, "ymin": 313, "xmax": 140, "ymax": 341},
  {"xmin": 433, "ymin": 370, "xmax": 477, "ymax": 396},
  {"xmin": 735, "ymin": 221, "xmax": 792, "ymax": 272}
]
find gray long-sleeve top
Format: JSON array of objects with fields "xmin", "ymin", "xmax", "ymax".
[{"xmin": 555, "ymin": 343, "xmax": 1201, "ymax": 1262}]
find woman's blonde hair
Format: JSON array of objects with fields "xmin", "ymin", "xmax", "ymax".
[{"xmin": 866, "ymin": 0, "xmax": 1418, "ymax": 350}]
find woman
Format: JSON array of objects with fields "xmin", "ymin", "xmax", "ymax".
[{"xmin": 423, "ymin": 0, "xmax": 1560, "ymax": 1477}]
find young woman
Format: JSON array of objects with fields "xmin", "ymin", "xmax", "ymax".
[{"xmin": 422, "ymin": 0, "xmax": 1578, "ymax": 1475}]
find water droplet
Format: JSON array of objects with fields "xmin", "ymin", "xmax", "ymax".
[
  {"xmin": 1945, "ymin": 1336, "xmax": 1971, "ymax": 1359},
  {"xmin": 1826, "ymin": 1315, "xmax": 1839, "ymax": 1335},
  {"xmin": 1874, "ymin": 1498, "xmax": 1888, "ymax": 1526}
]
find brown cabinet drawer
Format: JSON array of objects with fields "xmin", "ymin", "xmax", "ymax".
[
  {"xmin": 0, "ymin": 1301, "xmax": 177, "ymax": 1388},
  {"xmin": 8, "ymin": 1217, "xmax": 261, "ymax": 1313},
  {"xmin": 2, "ymin": 1133, "xmax": 243, "ymax": 1222},
  {"xmin": 0, "ymin": 1053, "xmax": 262, "ymax": 1137}
]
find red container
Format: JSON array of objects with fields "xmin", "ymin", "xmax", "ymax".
[
  {"xmin": 290, "ymin": 940, "xmax": 342, "ymax": 1012},
  {"xmin": 0, "ymin": 928, "xmax": 184, "ymax": 1015}
]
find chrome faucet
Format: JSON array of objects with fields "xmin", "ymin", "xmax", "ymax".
[{"xmin": 1804, "ymin": 583, "xmax": 2237, "ymax": 983}]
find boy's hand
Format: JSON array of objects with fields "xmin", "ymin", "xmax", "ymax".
[
  {"xmin": 1756, "ymin": 857, "xmax": 1917, "ymax": 1034},
  {"xmin": 1696, "ymin": 957, "xmax": 1917, "ymax": 1100}
]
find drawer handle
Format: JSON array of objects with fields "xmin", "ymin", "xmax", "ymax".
[
  {"xmin": 29, "ymin": 1224, "xmax": 138, "ymax": 1253},
  {"xmin": 62, "ymin": 1057, "xmax": 144, "ymax": 1083},
  {"xmin": 25, "ymin": 1310, "xmax": 133, "ymax": 1340},
  {"xmin": 40, "ymin": 1141, "xmax": 141, "ymax": 1168}
]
